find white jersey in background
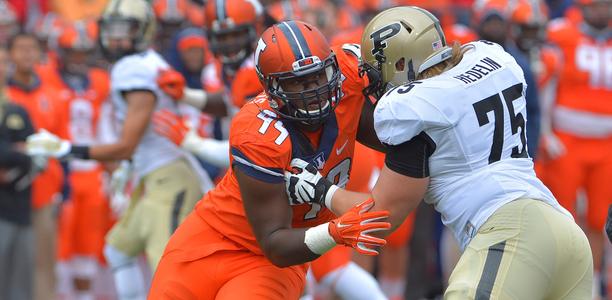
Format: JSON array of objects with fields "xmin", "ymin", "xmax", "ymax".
[
  {"xmin": 374, "ymin": 41, "xmax": 571, "ymax": 250},
  {"xmin": 111, "ymin": 49, "xmax": 213, "ymax": 189}
]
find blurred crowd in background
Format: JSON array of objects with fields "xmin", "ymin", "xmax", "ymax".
[{"xmin": 0, "ymin": 0, "xmax": 610, "ymax": 299}]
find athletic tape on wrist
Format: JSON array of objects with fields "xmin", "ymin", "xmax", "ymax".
[
  {"xmin": 304, "ymin": 223, "xmax": 337, "ymax": 255},
  {"xmin": 183, "ymin": 88, "xmax": 208, "ymax": 109},
  {"xmin": 324, "ymin": 185, "xmax": 339, "ymax": 209}
]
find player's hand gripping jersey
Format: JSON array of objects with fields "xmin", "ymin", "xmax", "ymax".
[
  {"xmin": 374, "ymin": 41, "xmax": 571, "ymax": 249},
  {"xmin": 188, "ymin": 44, "xmax": 366, "ymax": 257}
]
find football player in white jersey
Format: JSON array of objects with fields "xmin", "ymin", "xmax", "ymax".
[
  {"xmin": 25, "ymin": 0, "xmax": 214, "ymax": 299},
  {"xmin": 284, "ymin": 6, "xmax": 593, "ymax": 299}
]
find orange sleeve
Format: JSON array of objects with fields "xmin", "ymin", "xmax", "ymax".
[
  {"xmin": 228, "ymin": 104, "xmax": 292, "ymax": 184},
  {"xmin": 334, "ymin": 44, "xmax": 367, "ymax": 100}
]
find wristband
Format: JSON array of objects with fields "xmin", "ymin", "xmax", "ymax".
[
  {"xmin": 183, "ymin": 88, "xmax": 208, "ymax": 109},
  {"xmin": 304, "ymin": 222, "xmax": 336, "ymax": 255},
  {"xmin": 324, "ymin": 185, "xmax": 339, "ymax": 209},
  {"xmin": 69, "ymin": 145, "xmax": 90, "ymax": 160}
]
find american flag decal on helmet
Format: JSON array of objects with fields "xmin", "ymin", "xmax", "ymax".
[{"xmin": 432, "ymin": 40, "xmax": 443, "ymax": 51}]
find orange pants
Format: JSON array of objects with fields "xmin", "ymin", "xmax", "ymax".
[
  {"xmin": 149, "ymin": 212, "xmax": 307, "ymax": 299},
  {"xmin": 311, "ymin": 246, "xmax": 352, "ymax": 282},
  {"xmin": 387, "ymin": 212, "xmax": 415, "ymax": 249},
  {"xmin": 542, "ymin": 132, "xmax": 612, "ymax": 230},
  {"xmin": 58, "ymin": 169, "xmax": 112, "ymax": 262}
]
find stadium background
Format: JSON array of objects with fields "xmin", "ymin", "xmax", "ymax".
[{"xmin": 0, "ymin": 0, "xmax": 610, "ymax": 299}]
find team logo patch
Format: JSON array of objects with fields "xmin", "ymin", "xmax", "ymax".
[
  {"xmin": 312, "ymin": 152, "xmax": 326, "ymax": 170},
  {"xmin": 6, "ymin": 114, "xmax": 24, "ymax": 130}
]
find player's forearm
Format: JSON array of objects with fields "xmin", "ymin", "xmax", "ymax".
[
  {"xmin": 182, "ymin": 88, "xmax": 228, "ymax": 117},
  {"xmin": 182, "ymin": 134, "xmax": 229, "ymax": 168},
  {"xmin": 329, "ymin": 188, "xmax": 370, "ymax": 215},
  {"xmin": 89, "ymin": 142, "xmax": 135, "ymax": 161},
  {"xmin": 261, "ymin": 227, "xmax": 322, "ymax": 268}
]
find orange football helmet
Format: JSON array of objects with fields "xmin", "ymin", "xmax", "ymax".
[
  {"xmin": 57, "ymin": 20, "xmax": 98, "ymax": 76},
  {"xmin": 511, "ymin": 0, "xmax": 549, "ymax": 26},
  {"xmin": 204, "ymin": 0, "xmax": 264, "ymax": 69},
  {"xmin": 510, "ymin": 0, "xmax": 549, "ymax": 50},
  {"xmin": 255, "ymin": 20, "xmax": 341, "ymax": 125},
  {"xmin": 153, "ymin": 0, "xmax": 188, "ymax": 24}
]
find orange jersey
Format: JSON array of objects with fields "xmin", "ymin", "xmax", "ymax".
[
  {"xmin": 444, "ymin": 23, "xmax": 477, "ymax": 45},
  {"xmin": 48, "ymin": 69, "xmax": 110, "ymax": 145},
  {"xmin": 534, "ymin": 46, "xmax": 563, "ymax": 89},
  {"xmin": 7, "ymin": 75, "xmax": 68, "ymax": 208},
  {"xmin": 547, "ymin": 19, "xmax": 612, "ymax": 115},
  {"xmin": 195, "ymin": 45, "xmax": 366, "ymax": 256}
]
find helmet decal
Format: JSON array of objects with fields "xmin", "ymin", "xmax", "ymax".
[{"xmin": 369, "ymin": 22, "xmax": 401, "ymax": 62}]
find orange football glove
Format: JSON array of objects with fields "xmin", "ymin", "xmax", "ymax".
[
  {"xmin": 329, "ymin": 198, "xmax": 391, "ymax": 255},
  {"xmin": 157, "ymin": 68, "xmax": 186, "ymax": 100},
  {"xmin": 152, "ymin": 109, "xmax": 189, "ymax": 146}
]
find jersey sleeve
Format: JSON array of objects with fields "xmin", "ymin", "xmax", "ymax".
[
  {"xmin": 111, "ymin": 57, "xmax": 157, "ymax": 92},
  {"xmin": 228, "ymin": 104, "xmax": 292, "ymax": 184},
  {"xmin": 374, "ymin": 89, "xmax": 446, "ymax": 146}
]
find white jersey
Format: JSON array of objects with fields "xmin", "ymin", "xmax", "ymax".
[
  {"xmin": 374, "ymin": 41, "xmax": 571, "ymax": 250},
  {"xmin": 110, "ymin": 50, "xmax": 213, "ymax": 192}
]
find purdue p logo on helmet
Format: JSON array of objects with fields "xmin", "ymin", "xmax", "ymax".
[{"xmin": 360, "ymin": 6, "xmax": 453, "ymax": 98}]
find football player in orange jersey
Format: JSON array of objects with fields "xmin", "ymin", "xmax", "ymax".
[
  {"xmin": 6, "ymin": 31, "xmax": 69, "ymax": 300},
  {"xmin": 508, "ymin": 0, "xmax": 563, "ymax": 183},
  {"xmin": 156, "ymin": 0, "xmax": 266, "ymax": 139},
  {"xmin": 149, "ymin": 21, "xmax": 391, "ymax": 299},
  {"xmin": 49, "ymin": 20, "xmax": 114, "ymax": 300},
  {"xmin": 545, "ymin": 0, "xmax": 612, "ymax": 297}
]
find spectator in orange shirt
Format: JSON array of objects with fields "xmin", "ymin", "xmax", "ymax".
[{"xmin": 6, "ymin": 31, "xmax": 68, "ymax": 300}]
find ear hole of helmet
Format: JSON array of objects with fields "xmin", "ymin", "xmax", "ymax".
[{"xmin": 395, "ymin": 57, "xmax": 405, "ymax": 72}]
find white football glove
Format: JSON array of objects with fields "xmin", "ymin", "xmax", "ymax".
[
  {"xmin": 541, "ymin": 132, "xmax": 566, "ymax": 159},
  {"xmin": 26, "ymin": 129, "xmax": 71, "ymax": 158},
  {"xmin": 284, "ymin": 158, "xmax": 339, "ymax": 207},
  {"xmin": 109, "ymin": 161, "xmax": 132, "ymax": 217}
]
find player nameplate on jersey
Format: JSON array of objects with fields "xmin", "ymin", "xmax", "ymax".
[{"xmin": 453, "ymin": 57, "xmax": 502, "ymax": 85}]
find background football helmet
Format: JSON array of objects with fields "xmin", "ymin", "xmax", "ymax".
[
  {"xmin": 57, "ymin": 20, "xmax": 98, "ymax": 76},
  {"xmin": 255, "ymin": 20, "xmax": 341, "ymax": 125},
  {"xmin": 98, "ymin": 0, "xmax": 156, "ymax": 61},
  {"xmin": 204, "ymin": 0, "xmax": 264, "ymax": 71},
  {"xmin": 360, "ymin": 6, "xmax": 452, "ymax": 99}
]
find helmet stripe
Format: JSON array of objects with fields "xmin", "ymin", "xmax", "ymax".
[
  {"xmin": 216, "ymin": 0, "xmax": 225, "ymax": 21},
  {"xmin": 277, "ymin": 21, "xmax": 312, "ymax": 60}
]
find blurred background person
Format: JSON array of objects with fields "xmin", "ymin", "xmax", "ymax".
[
  {"xmin": 45, "ymin": 19, "xmax": 114, "ymax": 300},
  {"xmin": 544, "ymin": 0, "xmax": 612, "ymax": 298},
  {"xmin": 0, "ymin": 45, "xmax": 37, "ymax": 300},
  {"xmin": 0, "ymin": 1, "xmax": 19, "ymax": 46},
  {"xmin": 6, "ymin": 31, "xmax": 68, "ymax": 300}
]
